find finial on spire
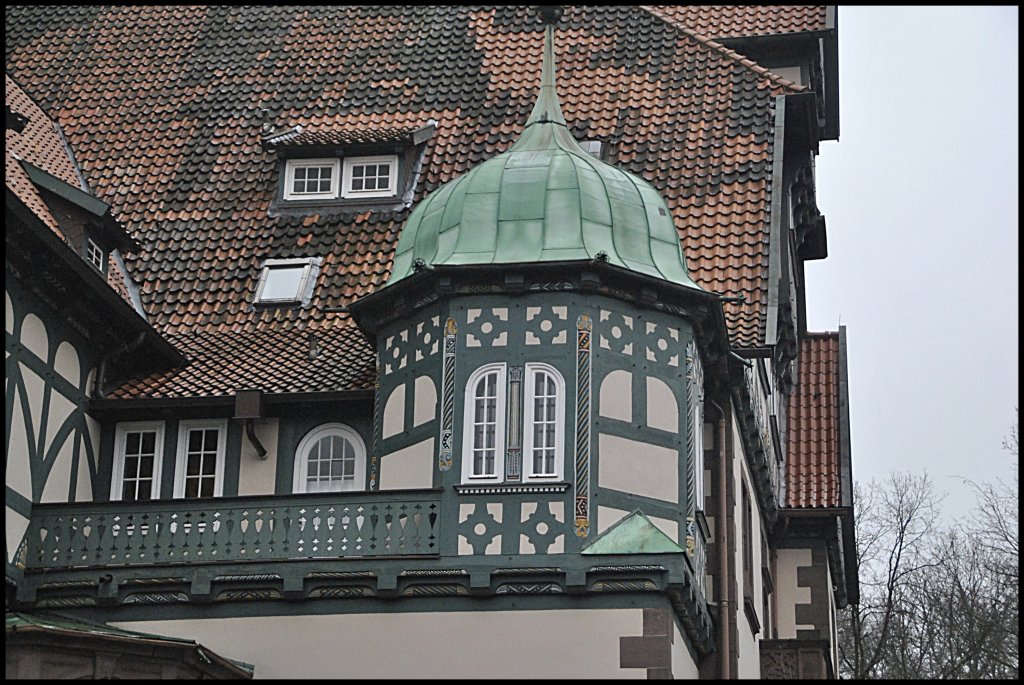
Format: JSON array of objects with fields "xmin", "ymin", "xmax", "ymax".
[
  {"xmin": 524, "ymin": 6, "xmax": 567, "ymax": 128},
  {"xmin": 537, "ymin": 6, "xmax": 563, "ymax": 26}
]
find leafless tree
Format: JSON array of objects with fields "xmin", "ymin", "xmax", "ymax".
[{"xmin": 839, "ymin": 413, "xmax": 1020, "ymax": 679}]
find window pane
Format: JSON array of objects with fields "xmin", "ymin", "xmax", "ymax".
[
  {"xmin": 124, "ymin": 455, "xmax": 139, "ymax": 479},
  {"xmin": 185, "ymin": 479, "xmax": 199, "ymax": 498},
  {"xmin": 141, "ymin": 431, "xmax": 155, "ymax": 454},
  {"xmin": 200, "ymin": 478, "xmax": 214, "ymax": 498},
  {"xmin": 122, "ymin": 481, "xmax": 135, "ymax": 501},
  {"xmin": 189, "ymin": 430, "xmax": 203, "ymax": 452},
  {"xmin": 126, "ymin": 432, "xmax": 140, "ymax": 455},
  {"xmin": 139, "ymin": 455, "xmax": 153, "ymax": 478},
  {"xmin": 203, "ymin": 429, "xmax": 218, "ymax": 452},
  {"xmin": 187, "ymin": 454, "xmax": 201, "ymax": 476},
  {"xmin": 202, "ymin": 453, "xmax": 217, "ymax": 476},
  {"xmin": 261, "ymin": 265, "xmax": 306, "ymax": 301}
]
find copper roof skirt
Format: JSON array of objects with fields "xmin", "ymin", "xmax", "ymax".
[
  {"xmin": 5, "ymin": 6, "xmax": 817, "ymax": 398},
  {"xmin": 786, "ymin": 332, "xmax": 842, "ymax": 508}
]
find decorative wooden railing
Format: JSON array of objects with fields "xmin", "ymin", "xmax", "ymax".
[{"xmin": 24, "ymin": 491, "xmax": 441, "ymax": 570}]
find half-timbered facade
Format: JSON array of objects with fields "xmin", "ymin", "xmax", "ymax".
[{"xmin": 6, "ymin": 6, "xmax": 854, "ymax": 679}]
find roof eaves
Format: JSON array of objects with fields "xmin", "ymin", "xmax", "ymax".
[{"xmin": 639, "ymin": 5, "xmax": 806, "ymax": 95}]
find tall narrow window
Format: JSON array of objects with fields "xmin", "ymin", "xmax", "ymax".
[
  {"xmin": 111, "ymin": 422, "xmax": 164, "ymax": 501},
  {"xmin": 293, "ymin": 423, "xmax": 366, "ymax": 493},
  {"xmin": 523, "ymin": 363, "xmax": 565, "ymax": 480},
  {"xmin": 86, "ymin": 238, "xmax": 104, "ymax": 272},
  {"xmin": 461, "ymin": 363, "xmax": 506, "ymax": 482},
  {"xmin": 174, "ymin": 420, "xmax": 227, "ymax": 498}
]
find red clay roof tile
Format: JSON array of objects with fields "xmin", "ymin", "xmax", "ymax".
[
  {"xmin": 5, "ymin": 5, "xmax": 810, "ymax": 397},
  {"xmin": 786, "ymin": 332, "xmax": 841, "ymax": 508}
]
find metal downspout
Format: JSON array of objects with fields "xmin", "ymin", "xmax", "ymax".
[{"xmin": 710, "ymin": 399, "xmax": 731, "ymax": 679}]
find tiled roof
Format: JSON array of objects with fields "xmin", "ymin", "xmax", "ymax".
[
  {"xmin": 786, "ymin": 332, "xmax": 840, "ymax": 508},
  {"xmin": 5, "ymin": 74, "xmax": 81, "ymax": 237},
  {"xmin": 6, "ymin": 73, "xmax": 138, "ymax": 307},
  {"xmin": 263, "ymin": 124, "xmax": 428, "ymax": 149},
  {"xmin": 649, "ymin": 5, "xmax": 829, "ymax": 39},
  {"xmin": 5, "ymin": 5, "xmax": 802, "ymax": 398}
]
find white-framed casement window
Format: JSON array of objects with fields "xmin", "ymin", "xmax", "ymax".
[
  {"xmin": 86, "ymin": 238, "xmax": 104, "ymax": 272},
  {"xmin": 111, "ymin": 422, "xmax": 165, "ymax": 501},
  {"xmin": 283, "ymin": 158, "xmax": 340, "ymax": 201},
  {"xmin": 254, "ymin": 257, "xmax": 320, "ymax": 304},
  {"xmin": 173, "ymin": 419, "xmax": 227, "ymax": 498},
  {"xmin": 341, "ymin": 155, "xmax": 399, "ymax": 198},
  {"xmin": 523, "ymin": 362, "xmax": 565, "ymax": 480},
  {"xmin": 461, "ymin": 363, "xmax": 507, "ymax": 482},
  {"xmin": 293, "ymin": 423, "xmax": 367, "ymax": 493}
]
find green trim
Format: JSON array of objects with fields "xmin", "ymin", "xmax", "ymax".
[
  {"xmin": 581, "ymin": 511, "xmax": 684, "ymax": 554},
  {"xmin": 21, "ymin": 162, "xmax": 110, "ymax": 218},
  {"xmin": 765, "ymin": 95, "xmax": 786, "ymax": 347},
  {"xmin": 5, "ymin": 488, "xmax": 32, "ymax": 516}
]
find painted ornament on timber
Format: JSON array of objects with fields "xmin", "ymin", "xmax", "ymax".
[
  {"xmin": 574, "ymin": 313, "xmax": 592, "ymax": 538},
  {"xmin": 438, "ymin": 317, "xmax": 458, "ymax": 471}
]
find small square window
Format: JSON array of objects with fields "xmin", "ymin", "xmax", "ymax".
[
  {"xmin": 342, "ymin": 155, "xmax": 398, "ymax": 198},
  {"xmin": 284, "ymin": 159, "xmax": 340, "ymax": 200},
  {"xmin": 255, "ymin": 257, "xmax": 320, "ymax": 305},
  {"xmin": 86, "ymin": 238, "xmax": 104, "ymax": 272}
]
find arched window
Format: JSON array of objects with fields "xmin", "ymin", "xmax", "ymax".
[
  {"xmin": 461, "ymin": 363, "xmax": 506, "ymax": 482},
  {"xmin": 293, "ymin": 423, "xmax": 367, "ymax": 493},
  {"xmin": 524, "ymin": 363, "xmax": 565, "ymax": 480}
]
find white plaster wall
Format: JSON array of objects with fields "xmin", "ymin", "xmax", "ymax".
[
  {"xmin": 6, "ymin": 507, "xmax": 30, "ymax": 565},
  {"xmin": 596, "ymin": 505, "xmax": 678, "ymax": 543},
  {"xmin": 382, "ymin": 384, "xmax": 406, "ymax": 439},
  {"xmin": 599, "ymin": 370, "xmax": 632, "ymax": 422},
  {"xmin": 597, "ymin": 433, "xmax": 678, "ymax": 504},
  {"xmin": 774, "ymin": 547, "xmax": 813, "ymax": 639},
  {"xmin": 237, "ymin": 419, "xmax": 279, "ymax": 496},
  {"xmin": 20, "ymin": 364, "xmax": 46, "ymax": 450},
  {"xmin": 75, "ymin": 432, "xmax": 93, "ymax": 502},
  {"xmin": 20, "ymin": 313, "xmax": 48, "ymax": 361},
  {"xmin": 53, "ymin": 341, "xmax": 81, "ymax": 388},
  {"xmin": 412, "ymin": 375, "xmax": 437, "ymax": 426},
  {"xmin": 7, "ymin": 388, "xmax": 33, "ymax": 499},
  {"xmin": 672, "ymin": 619, "xmax": 700, "ymax": 679},
  {"xmin": 114, "ymin": 609, "xmax": 647, "ymax": 679},
  {"xmin": 379, "ymin": 437, "xmax": 434, "ymax": 490},
  {"xmin": 732, "ymin": 408, "xmax": 763, "ymax": 680},
  {"xmin": 40, "ymin": 432, "xmax": 74, "ymax": 503},
  {"xmin": 5, "ymin": 291, "xmax": 13, "ymax": 334},
  {"xmin": 645, "ymin": 376, "xmax": 678, "ymax": 433}
]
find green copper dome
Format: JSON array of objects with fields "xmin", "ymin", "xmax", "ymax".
[{"xmin": 387, "ymin": 21, "xmax": 700, "ymax": 291}]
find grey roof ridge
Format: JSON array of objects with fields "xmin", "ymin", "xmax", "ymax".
[{"xmin": 637, "ymin": 5, "xmax": 806, "ymax": 94}]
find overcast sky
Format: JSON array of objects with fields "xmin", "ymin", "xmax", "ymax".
[{"xmin": 807, "ymin": 6, "xmax": 1019, "ymax": 520}]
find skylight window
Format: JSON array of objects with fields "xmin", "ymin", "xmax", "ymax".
[
  {"xmin": 342, "ymin": 155, "xmax": 399, "ymax": 198},
  {"xmin": 284, "ymin": 159, "xmax": 340, "ymax": 200},
  {"xmin": 254, "ymin": 257, "xmax": 321, "ymax": 305}
]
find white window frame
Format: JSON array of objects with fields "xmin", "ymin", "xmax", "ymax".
[
  {"xmin": 86, "ymin": 238, "xmax": 104, "ymax": 271},
  {"xmin": 111, "ymin": 421, "xmax": 165, "ymax": 501},
  {"xmin": 461, "ymin": 363, "xmax": 507, "ymax": 483},
  {"xmin": 341, "ymin": 155, "xmax": 399, "ymax": 199},
  {"xmin": 522, "ymin": 362, "xmax": 565, "ymax": 481},
  {"xmin": 173, "ymin": 419, "xmax": 228, "ymax": 499},
  {"xmin": 283, "ymin": 158, "xmax": 340, "ymax": 201},
  {"xmin": 254, "ymin": 257, "xmax": 319, "ymax": 304},
  {"xmin": 292, "ymin": 423, "xmax": 367, "ymax": 494}
]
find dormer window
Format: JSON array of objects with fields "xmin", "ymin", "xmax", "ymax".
[
  {"xmin": 86, "ymin": 238, "xmax": 105, "ymax": 272},
  {"xmin": 254, "ymin": 257, "xmax": 321, "ymax": 305},
  {"xmin": 342, "ymin": 155, "xmax": 399, "ymax": 198},
  {"xmin": 283, "ymin": 158, "xmax": 340, "ymax": 201},
  {"xmin": 579, "ymin": 140, "xmax": 604, "ymax": 160}
]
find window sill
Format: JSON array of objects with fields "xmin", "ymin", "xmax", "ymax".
[
  {"xmin": 454, "ymin": 481, "xmax": 570, "ymax": 495},
  {"xmin": 743, "ymin": 594, "xmax": 761, "ymax": 636}
]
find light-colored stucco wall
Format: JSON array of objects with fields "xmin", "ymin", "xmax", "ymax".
[
  {"xmin": 732, "ymin": 408, "xmax": 763, "ymax": 680},
  {"xmin": 113, "ymin": 608, "xmax": 649, "ymax": 679},
  {"xmin": 379, "ymin": 437, "xmax": 434, "ymax": 490},
  {"xmin": 671, "ymin": 619, "xmax": 700, "ymax": 679},
  {"xmin": 237, "ymin": 419, "xmax": 279, "ymax": 496},
  {"xmin": 597, "ymin": 433, "xmax": 678, "ymax": 504},
  {"xmin": 774, "ymin": 547, "xmax": 813, "ymax": 639}
]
